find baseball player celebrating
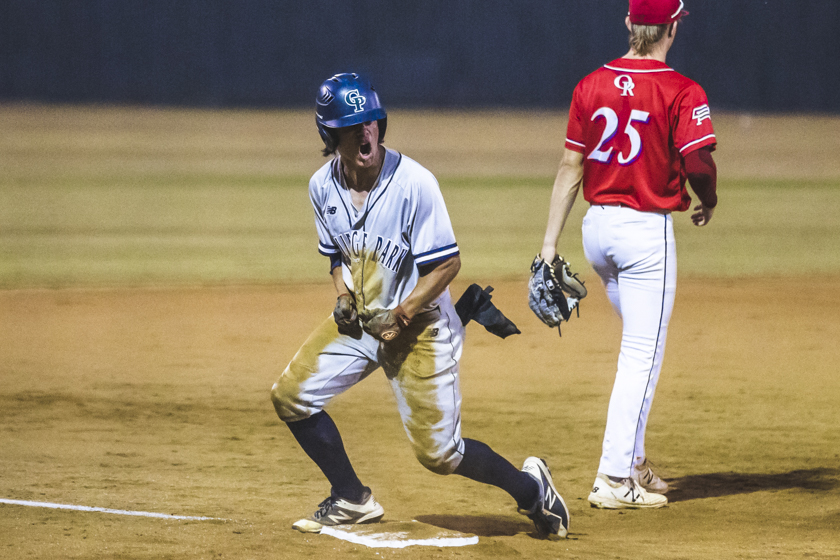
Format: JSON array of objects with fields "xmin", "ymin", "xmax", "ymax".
[
  {"xmin": 271, "ymin": 73, "xmax": 570, "ymax": 540},
  {"xmin": 531, "ymin": 0, "xmax": 718, "ymax": 509}
]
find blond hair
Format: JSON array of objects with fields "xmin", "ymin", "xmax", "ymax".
[{"xmin": 628, "ymin": 23, "xmax": 671, "ymax": 56}]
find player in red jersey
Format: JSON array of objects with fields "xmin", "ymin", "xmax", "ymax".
[{"xmin": 537, "ymin": 0, "xmax": 718, "ymax": 509}]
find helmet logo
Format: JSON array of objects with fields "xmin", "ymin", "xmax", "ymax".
[
  {"xmin": 345, "ymin": 89, "xmax": 367, "ymax": 113},
  {"xmin": 317, "ymin": 87, "xmax": 334, "ymax": 106}
]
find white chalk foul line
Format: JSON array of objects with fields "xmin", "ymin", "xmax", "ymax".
[
  {"xmin": 321, "ymin": 527, "xmax": 479, "ymax": 549},
  {"xmin": 0, "ymin": 499, "xmax": 221, "ymax": 521}
]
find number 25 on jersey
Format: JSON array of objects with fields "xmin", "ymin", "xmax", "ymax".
[{"xmin": 588, "ymin": 108, "xmax": 651, "ymax": 166}]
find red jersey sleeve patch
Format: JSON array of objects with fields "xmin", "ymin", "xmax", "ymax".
[{"xmin": 674, "ymin": 85, "xmax": 717, "ymax": 154}]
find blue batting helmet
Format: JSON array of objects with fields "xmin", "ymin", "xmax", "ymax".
[{"xmin": 315, "ymin": 73, "xmax": 387, "ymax": 154}]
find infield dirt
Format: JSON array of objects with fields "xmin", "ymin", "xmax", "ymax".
[{"xmin": 2, "ymin": 277, "xmax": 839, "ymax": 559}]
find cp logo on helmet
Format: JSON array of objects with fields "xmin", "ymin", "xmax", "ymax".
[{"xmin": 345, "ymin": 89, "xmax": 366, "ymax": 113}]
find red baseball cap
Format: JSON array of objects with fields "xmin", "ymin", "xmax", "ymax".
[{"xmin": 628, "ymin": 0, "xmax": 688, "ymax": 25}]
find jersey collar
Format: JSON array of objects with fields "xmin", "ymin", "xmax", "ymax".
[
  {"xmin": 333, "ymin": 148, "xmax": 399, "ymax": 192},
  {"xmin": 604, "ymin": 58, "xmax": 673, "ymax": 73},
  {"xmin": 332, "ymin": 148, "xmax": 402, "ymax": 222}
]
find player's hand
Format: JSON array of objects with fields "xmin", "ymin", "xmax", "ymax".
[
  {"xmin": 691, "ymin": 203, "xmax": 714, "ymax": 226},
  {"xmin": 334, "ymin": 294, "xmax": 361, "ymax": 337},
  {"xmin": 361, "ymin": 306, "xmax": 411, "ymax": 342}
]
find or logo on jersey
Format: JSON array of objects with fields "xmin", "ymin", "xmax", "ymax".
[
  {"xmin": 692, "ymin": 104, "xmax": 712, "ymax": 125},
  {"xmin": 334, "ymin": 231, "xmax": 408, "ymax": 273},
  {"xmin": 325, "ymin": 206, "xmax": 337, "ymax": 215},
  {"xmin": 345, "ymin": 89, "xmax": 366, "ymax": 113},
  {"xmin": 614, "ymin": 75, "xmax": 635, "ymax": 97}
]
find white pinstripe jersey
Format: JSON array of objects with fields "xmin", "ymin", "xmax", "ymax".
[{"xmin": 309, "ymin": 148, "xmax": 459, "ymax": 315}]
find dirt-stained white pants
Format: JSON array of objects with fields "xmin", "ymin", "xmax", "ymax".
[
  {"xmin": 582, "ymin": 205, "xmax": 677, "ymax": 479},
  {"xmin": 271, "ymin": 302, "xmax": 466, "ymax": 475}
]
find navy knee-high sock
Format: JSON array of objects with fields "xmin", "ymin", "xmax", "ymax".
[
  {"xmin": 286, "ymin": 411, "xmax": 366, "ymax": 503},
  {"xmin": 453, "ymin": 438, "xmax": 540, "ymax": 511}
]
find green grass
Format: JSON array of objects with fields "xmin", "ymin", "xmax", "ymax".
[
  {"xmin": 2, "ymin": 106, "xmax": 839, "ymax": 288},
  {"xmin": 2, "ymin": 175, "xmax": 839, "ymax": 288}
]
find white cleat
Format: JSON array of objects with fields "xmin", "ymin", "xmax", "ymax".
[
  {"xmin": 588, "ymin": 473, "xmax": 668, "ymax": 509},
  {"xmin": 292, "ymin": 489, "xmax": 385, "ymax": 533},
  {"xmin": 632, "ymin": 459, "xmax": 669, "ymax": 494}
]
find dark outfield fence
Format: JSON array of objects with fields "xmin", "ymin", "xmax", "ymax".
[{"xmin": 1, "ymin": 0, "xmax": 838, "ymax": 112}]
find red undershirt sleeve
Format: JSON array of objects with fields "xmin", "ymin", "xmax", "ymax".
[{"xmin": 684, "ymin": 146, "xmax": 718, "ymax": 208}]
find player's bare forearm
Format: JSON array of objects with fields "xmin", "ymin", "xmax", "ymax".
[
  {"xmin": 400, "ymin": 255, "xmax": 461, "ymax": 318},
  {"xmin": 541, "ymin": 149, "xmax": 584, "ymax": 261},
  {"xmin": 331, "ymin": 265, "xmax": 350, "ymax": 296}
]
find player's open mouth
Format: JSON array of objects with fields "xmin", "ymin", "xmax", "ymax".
[{"xmin": 360, "ymin": 142, "xmax": 372, "ymax": 156}]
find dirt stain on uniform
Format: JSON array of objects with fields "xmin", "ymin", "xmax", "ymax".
[
  {"xmin": 350, "ymin": 251, "xmax": 385, "ymax": 316},
  {"xmin": 380, "ymin": 317, "xmax": 457, "ymax": 474},
  {"xmin": 270, "ymin": 317, "xmax": 340, "ymax": 422}
]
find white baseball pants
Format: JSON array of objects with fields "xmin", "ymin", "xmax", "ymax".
[{"xmin": 582, "ymin": 205, "xmax": 677, "ymax": 479}]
